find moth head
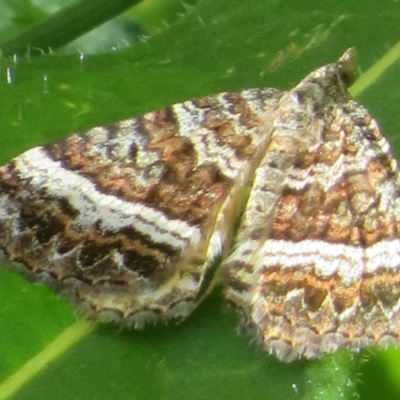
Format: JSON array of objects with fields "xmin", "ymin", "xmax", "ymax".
[{"xmin": 292, "ymin": 48, "xmax": 356, "ymax": 107}]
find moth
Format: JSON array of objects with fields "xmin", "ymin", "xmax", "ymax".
[{"xmin": 1, "ymin": 48, "xmax": 399, "ymax": 362}]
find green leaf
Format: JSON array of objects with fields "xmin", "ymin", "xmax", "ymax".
[
  {"xmin": 0, "ymin": 0, "xmax": 142, "ymax": 56},
  {"xmin": 1, "ymin": 0, "xmax": 400, "ymax": 399}
]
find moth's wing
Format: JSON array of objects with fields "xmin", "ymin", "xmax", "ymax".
[
  {"xmin": 0, "ymin": 88, "xmax": 283, "ymax": 326},
  {"xmin": 224, "ymin": 49, "xmax": 400, "ymax": 361}
]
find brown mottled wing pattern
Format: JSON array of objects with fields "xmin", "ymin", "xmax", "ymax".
[
  {"xmin": 0, "ymin": 88, "xmax": 282, "ymax": 326},
  {"xmin": 224, "ymin": 49, "xmax": 400, "ymax": 360},
  {"xmin": 1, "ymin": 49, "xmax": 400, "ymax": 362}
]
